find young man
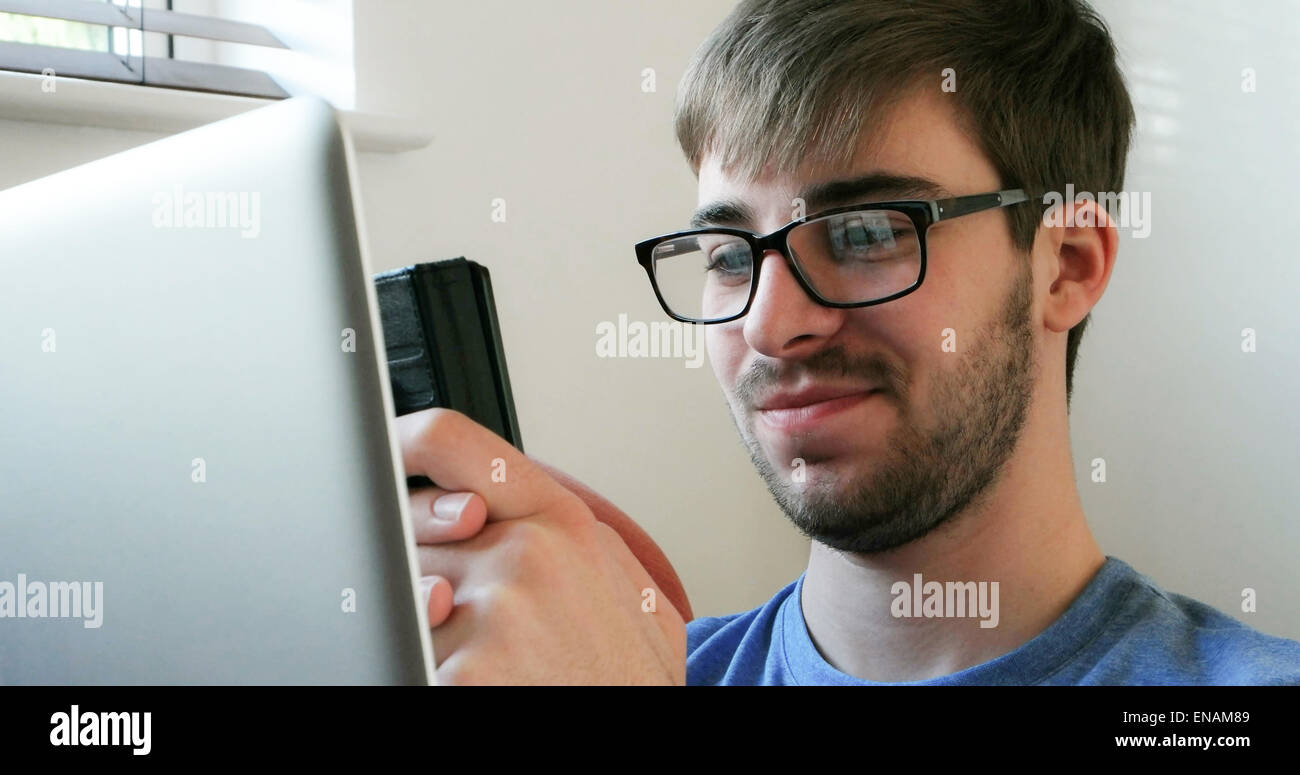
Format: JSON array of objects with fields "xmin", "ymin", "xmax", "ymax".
[
  {"xmin": 657, "ymin": 0, "xmax": 1300, "ymax": 685},
  {"xmin": 402, "ymin": 0, "xmax": 1300, "ymax": 685}
]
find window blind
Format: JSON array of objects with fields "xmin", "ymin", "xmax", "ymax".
[{"xmin": 0, "ymin": 0, "xmax": 291, "ymax": 98}]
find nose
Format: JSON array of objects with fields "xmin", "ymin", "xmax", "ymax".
[{"xmin": 741, "ymin": 249, "xmax": 846, "ymax": 359}]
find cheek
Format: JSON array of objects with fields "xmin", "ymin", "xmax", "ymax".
[
  {"xmin": 842, "ymin": 305, "xmax": 937, "ymax": 401},
  {"xmin": 706, "ymin": 326, "xmax": 745, "ymax": 395},
  {"xmin": 922, "ymin": 227, "xmax": 1015, "ymax": 326},
  {"xmin": 882, "ymin": 300, "xmax": 976, "ymax": 410},
  {"xmin": 895, "ymin": 250, "xmax": 980, "ymax": 361}
]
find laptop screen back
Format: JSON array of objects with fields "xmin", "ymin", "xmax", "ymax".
[{"xmin": 0, "ymin": 98, "xmax": 433, "ymax": 685}]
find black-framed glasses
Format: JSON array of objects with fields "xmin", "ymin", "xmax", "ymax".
[{"xmin": 635, "ymin": 188, "xmax": 1030, "ymax": 324}]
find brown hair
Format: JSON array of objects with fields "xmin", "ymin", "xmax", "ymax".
[{"xmin": 674, "ymin": 0, "xmax": 1135, "ymax": 408}]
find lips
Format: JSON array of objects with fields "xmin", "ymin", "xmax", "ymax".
[
  {"xmin": 755, "ymin": 384, "xmax": 879, "ymax": 411},
  {"xmin": 753, "ymin": 384, "xmax": 882, "ymax": 432}
]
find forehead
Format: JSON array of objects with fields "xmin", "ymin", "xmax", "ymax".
[{"xmin": 695, "ymin": 88, "xmax": 1000, "ymax": 231}]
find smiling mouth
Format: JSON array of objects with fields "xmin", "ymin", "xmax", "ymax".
[{"xmin": 755, "ymin": 389, "xmax": 883, "ymax": 431}]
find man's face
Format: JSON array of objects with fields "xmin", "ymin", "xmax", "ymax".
[{"xmin": 699, "ymin": 87, "xmax": 1041, "ymax": 554}]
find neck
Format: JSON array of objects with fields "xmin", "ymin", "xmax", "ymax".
[{"xmin": 800, "ymin": 390, "xmax": 1104, "ymax": 682}]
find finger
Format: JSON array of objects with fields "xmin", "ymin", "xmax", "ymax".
[
  {"xmin": 419, "ymin": 575, "xmax": 455, "ymax": 628},
  {"xmin": 430, "ymin": 587, "xmax": 476, "ymax": 669},
  {"xmin": 414, "ymin": 516, "xmax": 514, "ymax": 588},
  {"xmin": 408, "ymin": 487, "xmax": 488, "ymax": 544},
  {"xmin": 397, "ymin": 408, "xmax": 577, "ymax": 522}
]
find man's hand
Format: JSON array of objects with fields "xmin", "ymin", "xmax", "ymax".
[{"xmin": 396, "ymin": 408, "xmax": 686, "ymax": 685}]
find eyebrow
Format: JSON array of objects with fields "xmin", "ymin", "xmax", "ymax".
[{"xmin": 689, "ymin": 172, "xmax": 953, "ymax": 229}]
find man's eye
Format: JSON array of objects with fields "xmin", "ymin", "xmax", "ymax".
[{"xmin": 706, "ymin": 245, "xmax": 750, "ymax": 273}]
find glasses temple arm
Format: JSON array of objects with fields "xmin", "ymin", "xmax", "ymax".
[{"xmin": 932, "ymin": 188, "xmax": 1030, "ymax": 222}]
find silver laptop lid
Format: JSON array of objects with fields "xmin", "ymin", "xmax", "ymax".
[{"xmin": 0, "ymin": 97, "xmax": 434, "ymax": 685}]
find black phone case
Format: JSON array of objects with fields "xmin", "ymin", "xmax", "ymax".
[{"xmin": 374, "ymin": 258, "xmax": 523, "ymax": 487}]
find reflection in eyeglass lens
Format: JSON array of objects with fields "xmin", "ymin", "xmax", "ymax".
[
  {"xmin": 790, "ymin": 210, "xmax": 921, "ymax": 303},
  {"xmin": 825, "ymin": 211, "xmax": 900, "ymax": 258}
]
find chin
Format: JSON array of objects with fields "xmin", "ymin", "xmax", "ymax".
[
  {"xmin": 760, "ymin": 433, "xmax": 880, "ymax": 481},
  {"xmin": 757, "ymin": 447, "xmax": 861, "ymax": 500}
]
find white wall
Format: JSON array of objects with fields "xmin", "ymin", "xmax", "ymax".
[
  {"xmin": 2, "ymin": 0, "xmax": 1295, "ymax": 638},
  {"xmin": 1075, "ymin": 0, "xmax": 1300, "ymax": 638}
]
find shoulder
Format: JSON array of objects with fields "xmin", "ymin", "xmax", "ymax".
[
  {"xmin": 686, "ymin": 579, "xmax": 799, "ymax": 686},
  {"xmin": 686, "ymin": 612, "xmax": 745, "ymax": 652},
  {"xmin": 1062, "ymin": 560, "xmax": 1300, "ymax": 685},
  {"xmin": 1137, "ymin": 587, "xmax": 1300, "ymax": 685}
]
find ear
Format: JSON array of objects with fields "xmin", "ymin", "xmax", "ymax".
[{"xmin": 1039, "ymin": 197, "xmax": 1119, "ymax": 334}]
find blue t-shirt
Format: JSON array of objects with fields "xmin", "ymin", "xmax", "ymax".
[{"xmin": 687, "ymin": 556, "xmax": 1300, "ymax": 685}]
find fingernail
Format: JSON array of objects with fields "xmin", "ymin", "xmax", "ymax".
[
  {"xmin": 419, "ymin": 577, "xmax": 437, "ymax": 606},
  {"xmin": 431, "ymin": 492, "xmax": 473, "ymax": 524}
]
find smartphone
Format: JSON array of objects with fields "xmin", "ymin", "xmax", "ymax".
[{"xmin": 375, "ymin": 258, "xmax": 523, "ymax": 487}]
